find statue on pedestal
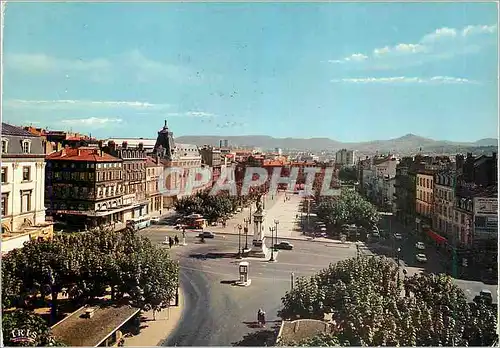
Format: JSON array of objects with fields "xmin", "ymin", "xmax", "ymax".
[{"xmin": 255, "ymin": 195, "xmax": 263, "ymax": 213}]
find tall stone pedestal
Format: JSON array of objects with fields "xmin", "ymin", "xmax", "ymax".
[{"xmin": 247, "ymin": 209, "xmax": 269, "ymax": 258}]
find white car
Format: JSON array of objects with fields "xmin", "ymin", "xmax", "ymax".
[
  {"xmin": 394, "ymin": 233, "xmax": 403, "ymax": 240},
  {"xmin": 416, "ymin": 254, "xmax": 428, "ymax": 263},
  {"xmin": 416, "ymin": 242, "xmax": 425, "ymax": 250},
  {"xmin": 150, "ymin": 217, "xmax": 161, "ymax": 224}
]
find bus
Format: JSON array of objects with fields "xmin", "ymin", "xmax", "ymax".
[
  {"xmin": 185, "ymin": 214, "xmax": 207, "ymax": 230},
  {"xmin": 126, "ymin": 217, "xmax": 151, "ymax": 231}
]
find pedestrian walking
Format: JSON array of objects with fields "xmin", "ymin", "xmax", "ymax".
[
  {"xmin": 174, "ymin": 235, "xmax": 179, "ymax": 245},
  {"xmin": 169, "ymin": 237, "xmax": 173, "ymax": 249},
  {"xmin": 257, "ymin": 308, "xmax": 263, "ymax": 327}
]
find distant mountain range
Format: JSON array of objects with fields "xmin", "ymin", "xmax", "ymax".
[{"xmin": 175, "ymin": 134, "xmax": 498, "ymax": 154}]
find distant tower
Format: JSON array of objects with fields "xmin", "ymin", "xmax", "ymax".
[
  {"xmin": 223, "ymin": 139, "xmax": 229, "ymax": 148},
  {"xmin": 153, "ymin": 120, "xmax": 175, "ymax": 160}
]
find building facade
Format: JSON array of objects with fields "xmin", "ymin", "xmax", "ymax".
[
  {"xmin": 335, "ymin": 149, "xmax": 355, "ymax": 167},
  {"xmin": 1, "ymin": 123, "xmax": 53, "ymax": 251},
  {"xmin": 101, "ymin": 141, "xmax": 149, "ymax": 220},
  {"xmin": 146, "ymin": 156, "xmax": 164, "ymax": 217},
  {"xmin": 199, "ymin": 145, "xmax": 222, "ymax": 187},
  {"xmin": 415, "ymin": 171, "xmax": 434, "ymax": 233},
  {"xmin": 45, "ymin": 147, "xmax": 126, "ymax": 230},
  {"xmin": 153, "ymin": 121, "xmax": 205, "ymax": 206},
  {"xmin": 433, "ymin": 171, "xmax": 458, "ymax": 245}
]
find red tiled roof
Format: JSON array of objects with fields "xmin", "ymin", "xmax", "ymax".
[{"xmin": 46, "ymin": 148, "xmax": 121, "ymax": 162}]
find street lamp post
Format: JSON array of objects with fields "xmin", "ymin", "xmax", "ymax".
[
  {"xmin": 274, "ymin": 219, "xmax": 279, "ymax": 245},
  {"xmin": 243, "ymin": 218, "xmax": 249, "ymax": 250},
  {"xmin": 237, "ymin": 224, "xmax": 243, "ymax": 259},
  {"xmin": 269, "ymin": 226, "xmax": 276, "ymax": 262}
]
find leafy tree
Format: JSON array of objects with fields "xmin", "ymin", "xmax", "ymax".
[
  {"xmin": 279, "ymin": 256, "xmax": 497, "ymax": 347},
  {"xmin": 2, "ymin": 309, "xmax": 64, "ymax": 346},
  {"xmin": 338, "ymin": 167, "xmax": 357, "ymax": 183},
  {"xmin": 2, "ymin": 228, "xmax": 179, "ymax": 325},
  {"xmin": 315, "ymin": 189, "xmax": 379, "ymax": 234}
]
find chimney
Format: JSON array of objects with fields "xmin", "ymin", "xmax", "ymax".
[
  {"xmin": 138, "ymin": 142, "xmax": 144, "ymax": 150},
  {"xmin": 98, "ymin": 140, "xmax": 103, "ymax": 149},
  {"xmin": 109, "ymin": 140, "xmax": 116, "ymax": 151},
  {"xmin": 77, "ymin": 149, "xmax": 81, "ymax": 157},
  {"xmin": 122, "ymin": 141, "xmax": 128, "ymax": 149}
]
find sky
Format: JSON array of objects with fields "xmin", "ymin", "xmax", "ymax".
[{"xmin": 2, "ymin": 2, "xmax": 498, "ymax": 142}]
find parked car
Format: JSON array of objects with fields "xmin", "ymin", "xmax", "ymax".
[
  {"xmin": 150, "ymin": 217, "xmax": 161, "ymax": 224},
  {"xmin": 416, "ymin": 254, "xmax": 428, "ymax": 263},
  {"xmin": 274, "ymin": 241, "xmax": 294, "ymax": 250},
  {"xmin": 394, "ymin": 233, "xmax": 403, "ymax": 240},
  {"xmin": 415, "ymin": 242, "xmax": 425, "ymax": 250},
  {"xmin": 198, "ymin": 231, "xmax": 215, "ymax": 238}
]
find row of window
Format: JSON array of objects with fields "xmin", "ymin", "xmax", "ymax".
[
  {"xmin": 416, "ymin": 202, "xmax": 432, "ymax": 217},
  {"xmin": 123, "ymin": 162, "xmax": 145, "ymax": 171},
  {"xmin": 149, "ymin": 196, "xmax": 163, "ymax": 212},
  {"xmin": 1, "ymin": 139, "xmax": 31, "ymax": 154},
  {"xmin": 48, "ymin": 171, "xmax": 96, "ymax": 181},
  {"xmin": 1, "ymin": 166, "xmax": 32, "ymax": 183},
  {"xmin": 124, "ymin": 172, "xmax": 145, "ymax": 181},
  {"xmin": 417, "ymin": 189, "xmax": 433, "ymax": 203},
  {"xmin": 1, "ymin": 190, "xmax": 32, "ymax": 216},
  {"xmin": 47, "ymin": 162, "xmax": 122, "ymax": 169},
  {"xmin": 119, "ymin": 149, "xmax": 146, "ymax": 159},
  {"xmin": 417, "ymin": 176, "xmax": 433, "ymax": 189},
  {"xmin": 435, "ymin": 187, "xmax": 453, "ymax": 202}
]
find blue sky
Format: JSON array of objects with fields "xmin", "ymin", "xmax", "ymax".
[{"xmin": 2, "ymin": 2, "xmax": 498, "ymax": 142}]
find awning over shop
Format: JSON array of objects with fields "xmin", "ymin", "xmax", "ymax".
[{"xmin": 426, "ymin": 229, "xmax": 447, "ymax": 244}]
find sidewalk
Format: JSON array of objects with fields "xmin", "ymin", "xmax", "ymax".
[{"xmin": 123, "ymin": 288, "xmax": 185, "ymax": 346}]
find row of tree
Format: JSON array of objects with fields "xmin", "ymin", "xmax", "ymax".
[
  {"xmin": 315, "ymin": 189, "xmax": 379, "ymax": 232},
  {"xmin": 2, "ymin": 228, "xmax": 179, "ymax": 346},
  {"xmin": 278, "ymin": 256, "xmax": 497, "ymax": 346},
  {"xmin": 174, "ymin": 189, "xmax": 261, "ymax": 223}
]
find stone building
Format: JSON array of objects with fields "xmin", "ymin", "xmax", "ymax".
[
  {"xmin": 45, "ymin": 147, "xmax": 126, "ymax": 230},
  {"xmin": 433, "ymin": 171, "xmax": 458, "ymax": 245},
  {"xmin": 415, "ymin": 170, "xmax": 434, "ymax": 233},
  {"xmin": 1, "ymin": 123, "xmax": 53, "ymax": 253},
  {"xmin": 153, "ymin": 120, "xmax": 205, "ymax": 206},
  {"xmin": 101, "ymin": 141, "xmax": 149, "ymax": 219},
  {"xmin": 146, "ymin": 155, "xmax": 164, "ymax": 217}
]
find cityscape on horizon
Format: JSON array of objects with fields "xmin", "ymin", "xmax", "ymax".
[{"xmin": 1, "ymin": 2, "xmax": 498, "ymax": 348}]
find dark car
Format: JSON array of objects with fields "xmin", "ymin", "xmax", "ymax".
[
  {"xmin": 198, "ymin": 231, "xmax": 215, "ymax": 238},
  {"xmin": 274, "ymin": 241, "xmax": 294, "ymax": 250}
]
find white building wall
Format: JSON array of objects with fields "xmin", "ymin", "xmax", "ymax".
[{"xmin": 1, "ymin": 159, "xmax": 46, "ymax": 231}]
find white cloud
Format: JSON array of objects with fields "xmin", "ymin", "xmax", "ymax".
[
  {"xmin": 3, "ymin": 99, "xmax": 171, "ymax": 111},
  {"xmin": 329, "ymin": 53, "xmax": 368, "ymax": 64},
  {"xmin": 60, "ymin": 117, "xmax": 123, "ymax": 126},
  {"xmin": 331, "ymin": 76, "xmax": 477, "ymax": 84},
  {"xmin": 328, "ymin": 23, "xmax": 497, "ymax": 69},
  {"xmin": 421, "ymin": 27, "xmax": 457, "ymax": 43},
  {"xmin": 4, "ymin": 53, "xmax": 111, "ymax": 74},
  {"xmin": 462, "ymin": 24, "xmax": 497, "ymax": 37},
  {"xmin": 4, "ymin": 50, "xmax": 203, "ymax": 84},
  {"xmin": 166, "ymin": 111, "xmax": 216, "ymax": 118}
]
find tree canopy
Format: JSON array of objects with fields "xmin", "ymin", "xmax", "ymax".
[
  {"xmin": 174, "ymin": 189, "xmax": 261, "ymax": 223},
  {"xmin": 279, "ymin": 256, "xmax": 497, "ymax": 346},
  {"xmin": 2, "ymin": 228, "xmax": 179, "ymax": 327},
  {"xmin": 315, "ymin": 189, "xmax": 379, "ymax": 231},
  {"xmin": 2, "ymin": 309, "xmax": 65, "ymax": 347},
  {"xmin": 337, "ymin": 167, "xmax": 358, "ymax": 184}
]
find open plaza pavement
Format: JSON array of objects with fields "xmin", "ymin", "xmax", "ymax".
[{"xmin": 135, "ymin": 191, "xmax": 498, "ymax": 346}]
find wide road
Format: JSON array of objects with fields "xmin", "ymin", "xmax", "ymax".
[{"xmin": 142, "ymin": 228, "xmax": 356, "ymax": 346}]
